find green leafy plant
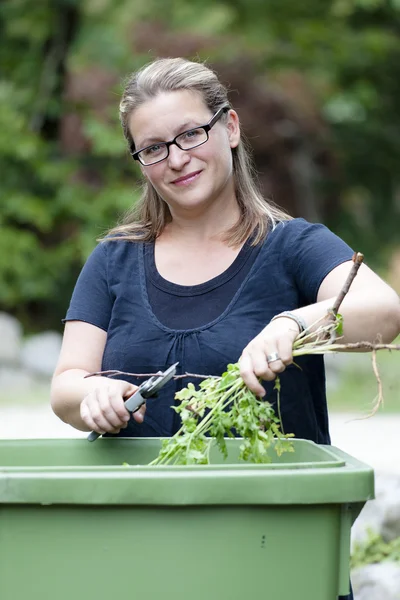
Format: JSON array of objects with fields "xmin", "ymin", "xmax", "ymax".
[
  {"xmin": 351, "ymin": 529, "xmax": 400, "ymax": 569},
  {"xmin": 149, "ymin": 363, "xmax": 294, "ymax": 466}
]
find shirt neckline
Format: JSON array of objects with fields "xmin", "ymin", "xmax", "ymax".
[
  {"xmin": 137, "ymin": 222, "xmax": 280, "ymax": 335},
  {"xmin": 144, "ymin": 238, "xmax": 257, "ymax": 297}
]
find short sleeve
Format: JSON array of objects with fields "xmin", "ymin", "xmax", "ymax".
[
  {"xmin": 63, "ymin": 242, "xmax": 112, "ymax": 331},
  {"xmin": 282, "ymin": 219, "xmax": 354, "ymax": 304}
]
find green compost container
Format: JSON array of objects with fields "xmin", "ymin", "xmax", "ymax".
[{"xmin": 0, "ymin": 438, "xmax": 373, "ymax": 600}]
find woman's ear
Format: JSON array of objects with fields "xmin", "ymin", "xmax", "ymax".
[{"xmin": 226, "ymin": 109, "xmax": 240, "ymax": 149}]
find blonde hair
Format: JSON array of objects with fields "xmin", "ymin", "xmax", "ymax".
[{"xmin": 107, "ymin": 57, "xmax": 291, "ymax": 246}]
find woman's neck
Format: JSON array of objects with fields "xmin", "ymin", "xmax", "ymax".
[{"xmin": 162, "ymin": 196, "xmax": 241, "ymax": 246}]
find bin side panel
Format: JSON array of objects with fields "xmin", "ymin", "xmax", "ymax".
[{"xmin": 0, "ymin": 504, "xmax": 344, "ymax": 600}]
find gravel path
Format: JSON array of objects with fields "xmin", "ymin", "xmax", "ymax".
[{"xmin": 0, "ymin": 404, "xmax": 399, "ymax": 474}]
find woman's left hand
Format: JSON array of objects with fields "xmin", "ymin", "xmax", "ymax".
[{"xmin": 239, "ymin": 317, "xmax": 301, "ymax": 396}]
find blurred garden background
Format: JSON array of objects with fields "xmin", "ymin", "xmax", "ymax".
[{"xmin": 0, "ymin": 0, "xmax": 399, "ymax": 414}]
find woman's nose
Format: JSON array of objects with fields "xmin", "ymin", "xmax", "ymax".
[{"xmin": 167, "ymin": 144, "xmax": 191, "ymax": 169}]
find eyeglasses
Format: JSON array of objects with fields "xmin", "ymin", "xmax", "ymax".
[{"xmin": 130, "ymin": 105, "xmax": 230, "ymax": 166}]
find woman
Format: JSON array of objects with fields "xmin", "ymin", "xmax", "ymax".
[
  {"xmin": 51, "ymin": 56, "xmax": 399, "ymax": 600},
  {"xmin": 51, "ymin": 56, "xmax": 399, "ymax": 443}
]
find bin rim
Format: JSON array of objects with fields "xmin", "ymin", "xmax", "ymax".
[{"xmin": 0, "ymin": 438, "xmax": 375, "ymax": 506}]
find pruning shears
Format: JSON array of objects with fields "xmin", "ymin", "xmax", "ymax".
[{"xmin": 87, "ymin": 362, "xmax": 179, "ymax": 442}]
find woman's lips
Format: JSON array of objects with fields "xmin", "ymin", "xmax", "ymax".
[{"xmin": 171, "ymin": 170, "xmax": 202, "ymax": 186}]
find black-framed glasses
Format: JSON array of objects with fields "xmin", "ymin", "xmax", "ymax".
[{"xmin": 130, "ymin": 105, "xmax": 230, "ymax": 166}]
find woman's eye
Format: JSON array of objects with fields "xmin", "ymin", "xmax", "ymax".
[
  {"xmin": 143, "ymin": 144, "xmax": 164, "ymax": 157},
  {"xmin": 184, "ymin": 128, "xmax": 202, "ymax": 139}
]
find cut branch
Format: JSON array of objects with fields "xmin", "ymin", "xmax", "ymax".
[
  {"xmin": 84, "ymin": 341, "xmax": 399, "ymax": 380},
  {"xmin": 321, "ymin": 252, "xmax": 364, "ymax": 343},
  {"xmin": 84, "ymin": 370, "xmax": 218, "ymax": 380},
  {"xmin": 330, "ymin": 252, "xmax": 364, "ymax": 317},
  {"xmin": 293, "ymin": 342, "xmax": 400, "ymax": 355}
]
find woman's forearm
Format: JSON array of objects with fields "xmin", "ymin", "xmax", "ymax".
[
  {"xmin": 293, "ymin": 289, "xmax": 400, "ymax": 345},
  {"xmin": 51, "ymin": 369, "xmax": 113, "ymax": 431}
]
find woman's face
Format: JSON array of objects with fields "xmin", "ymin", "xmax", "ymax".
[{"xmin": 128, "ymin": 90, "xmax": 240, "ymax": 214}]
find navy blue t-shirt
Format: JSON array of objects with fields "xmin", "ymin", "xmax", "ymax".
[{"xmin": 65, "ymin": 218, "xmax": 354, "ymax": 442}]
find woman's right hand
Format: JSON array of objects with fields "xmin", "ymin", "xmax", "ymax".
[{"xmin": 80, "ymin": 379, "xmax": 146, "ymax": 435}]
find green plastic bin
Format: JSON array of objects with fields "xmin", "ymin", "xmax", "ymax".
[{"xmin": 0, "ymin": 438, "xmax": 373, "ymax": 600}]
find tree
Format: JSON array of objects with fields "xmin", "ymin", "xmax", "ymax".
[{"xmin": 1, "ymin": 0, "xmax": 399, "ymax": 330}]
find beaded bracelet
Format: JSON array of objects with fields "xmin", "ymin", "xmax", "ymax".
[{"xmin": 270, "ymin": 311, "xmax": 307, "ymax": 333}]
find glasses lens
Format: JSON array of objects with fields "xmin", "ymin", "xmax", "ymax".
[
  {"xmin": 176, "ymin": 128, "xmax": 208, "ymax": 150},
  {"xmin": 139, "ymin": 143, "xmax": 168, "ymax": 165}
]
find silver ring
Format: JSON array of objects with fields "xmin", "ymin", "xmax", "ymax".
[{"xmin": 267, "ymin": 352, "xmax": 281, "ymax": 363}]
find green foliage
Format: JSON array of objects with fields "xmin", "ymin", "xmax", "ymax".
[
  {"xmin": 1, "ymin": 0, "xmax": 400, "ymax": 330},
  {"xmin": 150, "ymin": 363, "xmax": 294, "ymax": 466},
  {"xmin": 351, "ymin": 529, "xmax": 400, "ymax": 569},
  {"xmin": 0, "ymin": 0, "xmax": 141, "ymax": 329}
]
